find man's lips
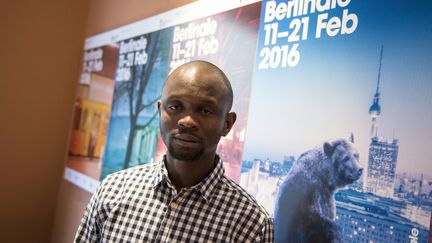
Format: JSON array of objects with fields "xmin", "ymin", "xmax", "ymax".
[{"xmin": 173, "ymin": 134, "xmax": 201, "ymax": 143}]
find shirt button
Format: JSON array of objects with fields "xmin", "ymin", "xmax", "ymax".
[{"xmin": 170, "ymin": 202, "xmax": 177, "ymax": 209}]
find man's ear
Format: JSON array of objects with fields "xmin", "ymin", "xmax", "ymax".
[
  {"xmin": 157, "ymin": 100, "xmax": 162, "ymax": 115},
  {"xmin": 222, "ymin": 112, "xmax": 237, "ymax": 136}
]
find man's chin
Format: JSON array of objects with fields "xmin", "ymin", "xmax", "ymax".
[{"xmin": 168, "ymin": 146, "xmax": 204, "ymax": 161}]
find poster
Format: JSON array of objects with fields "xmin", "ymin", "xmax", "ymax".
[
  {"xmin": 64, "ymin": 0, "xmax": 432, "ymax": 242},
  {"xmin": 64, "ymin": 44, "xmax": 118, "ymax": 192},
  {"xmin": 100, "ymin": 30, "xmax": 172, "ymax": 179},
  {"xmin": 239, "ymin": 0, "xmax": 432, "ymax": 242},
  {"xmin": 101, "ymin": 2, "xmax": 261, "ymax": 180}
]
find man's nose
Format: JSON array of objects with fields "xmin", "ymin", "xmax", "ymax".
[{"xmin": 178, "ymin": 114, "xmax": 198, "ymax": 129}]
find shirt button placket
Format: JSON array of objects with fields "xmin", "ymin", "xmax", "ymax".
[
  {"xmin": 170, "ymin": 202, "xmax": 178, "ymax": 210},
  {"xmin": 159, "ymin": 197, "xmax": 180, "ymax": 243}
]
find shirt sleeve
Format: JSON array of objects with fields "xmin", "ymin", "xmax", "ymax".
[
  {"xmin": 255, "ymin": 217, "xmax": 275, "ymax": 243},
  {"xmin": 73, "ymin": 183, "xmax": 105, "ymax": 243}
]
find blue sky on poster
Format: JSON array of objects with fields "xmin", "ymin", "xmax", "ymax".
[{"xmin": 242, "ymin": 0, "xmax": 432, "ymax": 174}]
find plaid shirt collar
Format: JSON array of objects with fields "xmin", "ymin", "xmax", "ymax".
[{"xmin": 152, "ymin": 154, "xmax": 224, "ymax": 201}]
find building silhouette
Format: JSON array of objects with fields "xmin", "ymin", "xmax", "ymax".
[
  {"xmin": 365, "ymin": 47, "xmax": 399, "ymax": 197},
  {"xmin": 336, "ymin": 189, "xmax": 429, "ymax": 243},
  {"xmin": 366, "ymin": 137, "xmax": 399, "ymax": 196}
]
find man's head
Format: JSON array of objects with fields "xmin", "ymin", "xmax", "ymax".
[{"xmin": 158, "ymin": 60, "xmax": 236, "ymax": 162}]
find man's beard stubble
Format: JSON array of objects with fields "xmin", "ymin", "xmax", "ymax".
[{"xmin": 167, "ymin": 142, "xmax": 205, "ymax": 161}]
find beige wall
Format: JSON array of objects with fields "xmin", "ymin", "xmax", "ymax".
[
  {"xmin": 0, "ymin": 0, "xmax": 197, "ymax": 242},
  {"xmin": 51, "ymin": 1, "xmax": 196, "ymax": 242},
  {"xmin": 0, "ymin": 1, "xmax": 89, "ymax": 242},
  {"xmin": 85, "ymin": 0, "xmax": 196, "ymax": 37}
]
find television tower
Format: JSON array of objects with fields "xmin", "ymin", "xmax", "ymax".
[
  {"xmin": 366, "ymin": 46, "xmax": 399, "ymax": 197},
  {"xmin": 369, "ymin": 46, "xmax": 383, "ymax": 138}
]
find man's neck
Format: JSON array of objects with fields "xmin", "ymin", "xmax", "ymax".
[{"xmin": 165, "ymin": 154, "xmax": 216, "ymax": 191}]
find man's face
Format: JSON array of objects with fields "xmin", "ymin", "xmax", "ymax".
[{"xmin": 158, "ymin": 65, "xmax": 236, "ymax": 162}]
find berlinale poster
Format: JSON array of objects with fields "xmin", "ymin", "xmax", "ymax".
[
  {"xmin": 239, "ymin": 0, "xmax": 432, "ymax": 242},
  {"xmin": 101, "ymin": 2, "xmax": 261, "ymax": 180},
  {"xmin": 64, "ymin": 0, "xmax": 432, "ymax": 242}
]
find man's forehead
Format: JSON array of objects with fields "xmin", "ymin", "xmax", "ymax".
[
  {"xmin": 164, "ymin": 92, "xmax": 219, "ymax": 106},
  {"xmin": 163, "ymin": 80, "xmax": 221, "ymax": 99},
  {"xmin": 163, "ymin": 70, "xmax": 227, "ymax": 96},
  {"xmin": 161, "ymin": 61, "xmax": 232, "ymax": 111}
]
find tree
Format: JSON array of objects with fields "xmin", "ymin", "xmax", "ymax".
[{"xmin": 122, "ymin": 31, "xmax": 162, "ymax": 169}]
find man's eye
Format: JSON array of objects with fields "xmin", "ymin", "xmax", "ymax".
[
  {"xmin": 202, "ymin": 109, "xmax": 213, "ymax": 115},
  {"xmin": 168, "ymin": 105, "xmax": 179, "ymax": 111}
]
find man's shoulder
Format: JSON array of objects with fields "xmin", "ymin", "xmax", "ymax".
[
  {"xmin": 218, "ymin": 175, "xmax": 271, "ymax": 218},
  {"xmin": 99, "ymin": 163, "xmax": 158, "ymax": 192},
  {"xmin": 105, "ymin": 163, "xmax": 157, "ymax": 179}
]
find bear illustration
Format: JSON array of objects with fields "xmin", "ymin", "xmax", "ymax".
[{"xmin": 274, "ymin": 139, "xmax": 363, "ymax": 243}]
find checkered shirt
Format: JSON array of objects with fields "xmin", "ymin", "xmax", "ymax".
[{"xmin": 74, "ymin": 155, "xmax": 274, "ymax": 242}]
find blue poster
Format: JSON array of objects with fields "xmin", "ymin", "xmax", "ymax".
[
  {"xmin": 240, "ymin": 0, "xmax": 432, "ymax": 242},
  {"xmin": 101, "ymin": 29, "xmax": 172, "ymax": 178}
]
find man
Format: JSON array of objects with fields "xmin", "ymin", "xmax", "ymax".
[{"xmin": 75, "ymin": 60, "xmax": 274, "ymax": 242}]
